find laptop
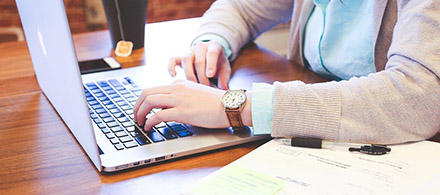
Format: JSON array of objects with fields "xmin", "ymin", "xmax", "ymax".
[{"xmin": 15, "ymin": 0, "xmax": 268, "ymax": 172}]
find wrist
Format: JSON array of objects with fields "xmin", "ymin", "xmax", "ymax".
[{"xmin": 241, "ymin": 91, "xmax": 252, "ymax": 126}]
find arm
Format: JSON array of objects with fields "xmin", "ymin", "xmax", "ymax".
[
  {"xmin": 196, "ymin": 0, "xmax": 294, "ymax": 60},
  {"xmin": 168, "ymin": 0, "xmax": 294, "ymax": 89},
  {"xmin": 271, "ymin": 0, "xmax": 440, "ymax": 144}
]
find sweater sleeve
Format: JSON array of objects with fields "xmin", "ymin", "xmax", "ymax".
[
  {"xmin": 271, "ymin": 0, "xmax": 440, "ymax": 144},
  {"xmin": 195, "ymin": 0, "xmax": 294, "ymax": 60}
]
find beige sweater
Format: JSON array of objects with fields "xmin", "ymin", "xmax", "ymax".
[{"xmin": 196, "ymin": 0, "xmax": 440, "ymax": 144}]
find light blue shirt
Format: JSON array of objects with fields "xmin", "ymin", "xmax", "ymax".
[
  {"xmin": 196, "ymin": 0, "xmax": 376, "ymax": 135},
  {"xmin": 304, "ymin": 0, "xmax": 376, "ymax": 80}
]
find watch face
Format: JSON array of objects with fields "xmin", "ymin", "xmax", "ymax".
[{"xmin": 222, "ymin": 90, "xmax": 246, "ymax": 108}]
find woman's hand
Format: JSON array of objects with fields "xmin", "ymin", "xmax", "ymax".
[
  {"xmin": 133, "ymin": 80, "xmax": 231, "ymax": 131},
  {"xmin": 168, "ymin": 40, "xmax": 231, "ymax": 90}
]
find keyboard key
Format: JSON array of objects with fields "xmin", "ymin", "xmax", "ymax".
[
  {"xmin": 115, "ymin": 131, "xmax": 128, "ymax": 138},
  {"xmin": 94, "ymin": 92, "xmax": 105, "ymax": 97},
  {"xmin": 122, "ymin": 121, "xmax": 134, "ymax": 127},
  {"xmin": 126, "ymin": 126, "xmax": 135, "ymax": 132},
  {"xmin": 95, "ymin": 108, "xmax": 107, "ymax": 114},
  {"xmin": 114, "ymin": 143, "xmax": 124, "ymax": 150},
  {"xmin": 123, "ymin": 94, "xmax": 134, "ymax": 98},
  {"xmin": 108, "ymin": 79, "xmax": 122, "ymax": 87},
  {"xmin": 125, "ymin": 110, "xmax": 134, "ymax": 115},
  {"xmin": 119, "ymin": 90, "xmax": 130, "ymax": 94},
  {"xmin": 102, "ymin": 86, "xmax": 112, "ymax": 91},
  {"xmin": 90, "ymin": 113, "xmax": 98, "ymax": 119},
  {"xmin": 86, "ymin": 96, "xmax": 95, "ymax": 101},
  {"xmin": 170, "ymin": 124, "xmax": 187, "ymax": 132},
  {"xmin": 124, "ymin": 77, "xmax": 134, "ymax": 84},
  {"xmin": 101, "ymin": 127, "xmax": 111, "ymax": 134},
  {"xmin": 121, "ymin": 105, "xmax": 131, "ymax": 111},
  {"xmin": 110, "ymin": 138, "xmax": 119, "ymax": 145},
  {"xmin": 126, "ymin": 97, "xmax": 137, "ymax": 102},
  {"xmin": 91, "ymin": 104, "xmax": 103, "ymax": 110},
  {"xmin": 130, "ymin": 128, "xmax": 144, "ymax": 137},
  {"xmin": 88, "ymin": 100, "xmax": 99, "ymax": 105},
  {"xmin": 166, "ymin": 122, "xmax": 182, "ymax": 127},
  {"xmin": 93, "ymin": 118, "xmax": 102, "ymax": 124},
  {"xmin": 112, "ymin": 97, "xmax": 122, "ymax": 102},
  {"xmin": 155, "ymin": 122, "xmax": 167, "ymax": 128},
  {"xmin": 99, "ymin": 112, "xmax": 111, "ymax": 118},
  {"xmin": 106, "ymin": 90, "xmax": 117, "ymax": 94},
  {"xmin": 91, "ymin": 89, "xmax": 102, "ymax": 94},
  {"xmin": 109, "ymin": 108, "xmax": 121, "ymax": 114},
  {"xmin": 145, "ymin": 129, "xmax": 165, "ymax": 142},
  {"xmin": 86, "ymin": 82, "xmax": 97, "ymax": 88},
  {"xmin": 177, "ymin": 130, "xmax": 192, "ymax": 137},
  {"xmin": 113, "ymin": 113, "xmax": 126, "ymax": 118},
  {"xmin": 107, "ymin": 122, "xmax": 119, "ymax": 127},
  {"xmin": 111, "ymin": 126, "xmax": 124, "ymax": 133},
  {"xmin": 97, "ymin": 123, "xmax": 106, "ymax": 129},
  {"xmin": 115, "ymin": 86, "xmax": 125, "ymax": 91},
  {"xmin": 134, "ymin": 136, "xmax": 150, "ymax": 145},
  {"xmin": 119, "ymin": 136, "xmax": 133, "ymax": 143},
  {"xmin": 109, "ymin": 93, "xmax": 120, "ymax": 98},
  {"xmin": 106, "ymin": 133, "xmax": 115, "ymax": 139},
  {"xmin": 99, "ymin": 97, "xmax": 109, "ymax": 102},
  {"xmin": 102, "ymin": 100, "xmax": 112, "ymax": 105},
  {"xmin": 103, "ymin": 117, "xmax": 115, "ymax": 123},
  {"xmin": 123, "ymin": 141, "xmax": 138, "ymax": 149},
  {"xmin": 97, "ymin": 81, "xmax": 109, "ymax": 87},
  {"xmin": 117, "ymin": 101, "xmax": 128, "ymax": 106},
  {"xmin": 117, "ymin": 117, "xmax": 130, "ymax": 123},
  {"xmin": 157, "ymin": 127, "xmax": 178, "ymax": 140},
  {"xmin": 106, "ymin": 104, "xmax": 117, "ymax": 109}
]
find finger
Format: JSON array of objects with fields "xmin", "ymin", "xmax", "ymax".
[
  {"xmin": 144, "ymin": 108, "xmax": 177, "ymax": 131},
  {"xmin": 181, "ymin": 49, "xmax": 197, "ymax": 82},
  {"xmin": 168, "ymin": 57, "xmax": 182, "ymax": 77},
  {"xmin": 134, "ymin": 86, "xmax": 173, "ymax": 122},
  {"xmin": 205, "ymin": 42, "xmax": 223, "ymax": 78},
  {"xmin": 136, "ymin": 94, "xmax": 176, "ymax": 126},
  {"xmin": 194, "ymin": 43, "xmax": 210, "ymax": 86},
  {"xmin": 217, "ymin": 58, "xmax": 231, "ymax": 90}
]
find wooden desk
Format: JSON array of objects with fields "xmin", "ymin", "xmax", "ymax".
[{"xmin": 0, "ymin": 19, "xmax": 438, "ymax": 194}]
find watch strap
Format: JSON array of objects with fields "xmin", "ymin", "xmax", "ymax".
[{"xmin": 225, "ymin": 108, "xmax": 245, "ymax": 129}]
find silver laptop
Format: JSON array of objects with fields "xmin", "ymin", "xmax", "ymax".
[{"xmin": 16, "ymin": 0, "xmax": 268, "ymax": 172}]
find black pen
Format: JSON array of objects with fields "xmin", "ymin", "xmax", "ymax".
[{"xmin": 281, "ymin": 138, "xmax": 391, "ymax": 155}]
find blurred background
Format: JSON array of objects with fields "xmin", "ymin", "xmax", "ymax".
[
  {"xmin": 0, "ymin": 0, "xmax": 215, "ymax": 43},
  {"xmin": 0, "ymin": 0, "xmax": 289, "ymax": 56}
]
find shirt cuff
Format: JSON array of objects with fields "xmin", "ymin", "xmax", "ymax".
[
  {"xmin": 251, "ymin": 83, "xmax": 274, "ymax": 135},
  {"xmin": 191, "ymin": 33, "xmax": 233, "ymax": 59}
]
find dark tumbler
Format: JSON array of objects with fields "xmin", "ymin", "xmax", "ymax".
[{"xmin": 102, "ymin": 0, "xmax": 148, "ymax": 50}]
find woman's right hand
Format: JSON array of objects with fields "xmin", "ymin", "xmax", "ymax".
[{"xmin": 168, "ymin": 40, "xmax": 231, "ymax": 90}]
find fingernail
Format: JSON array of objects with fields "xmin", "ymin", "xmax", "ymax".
[
  {"xmin": 206, "ymin": 69, "xmax": 213, "ymax": 77},
  {"xmin": 169, "ymin": 71, "xmax": 175, "ymax": 77}
]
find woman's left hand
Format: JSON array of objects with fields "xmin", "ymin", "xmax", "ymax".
[{"xmin": 133, "ymin": 80, "xmax": 230, "ymax": 131}]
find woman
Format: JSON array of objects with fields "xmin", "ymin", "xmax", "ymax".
[{"xmin": 134, "ymin": 0, "xmax": 440, "ymax": 144}]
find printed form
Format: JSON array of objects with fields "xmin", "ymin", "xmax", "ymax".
[{"xmin": 185, "ymin": 139, "xmax": 440, "ymax": 195}]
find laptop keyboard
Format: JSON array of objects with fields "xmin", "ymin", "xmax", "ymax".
[{"xmin": 84, "ymin": 77, "xmax": 193, "ymax": 151}]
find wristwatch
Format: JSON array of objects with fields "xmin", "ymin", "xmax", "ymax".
[{"xmin": 221, "ymin": 89, "xmax": 247, "ymax": 130}]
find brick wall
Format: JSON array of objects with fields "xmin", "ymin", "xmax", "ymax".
[{"xmin": 0, "ymin": 0, "xmax": 215, "ymax": 43}]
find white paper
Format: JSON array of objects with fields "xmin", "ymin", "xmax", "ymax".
[{"xmin": 186, "ymin": 139, "xmax": 440, "ymax": 195}]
